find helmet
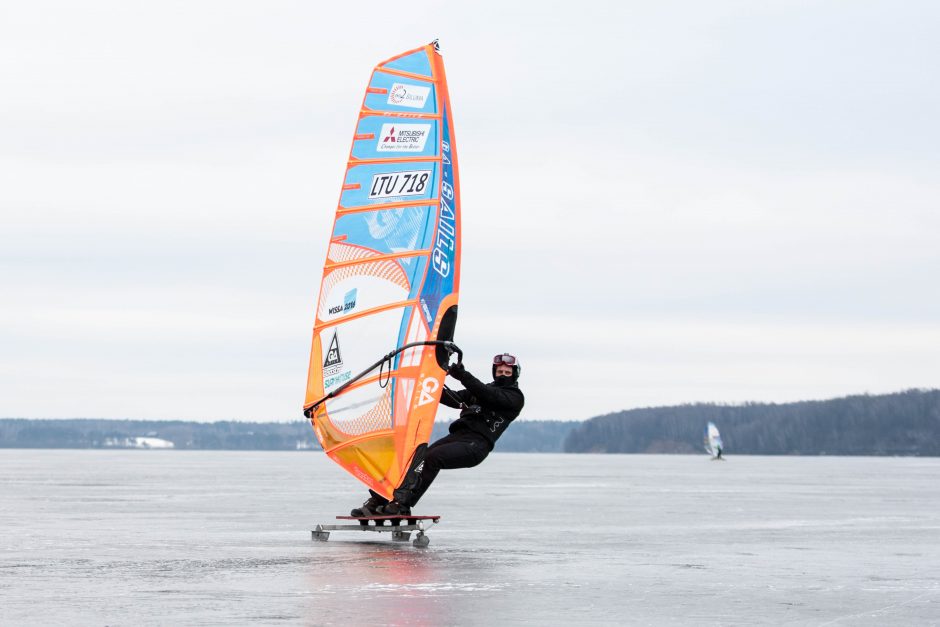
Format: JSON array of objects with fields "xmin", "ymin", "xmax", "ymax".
[{"xmin": 492, "ymin": 353, "xmax": 521, "ymax": 381}]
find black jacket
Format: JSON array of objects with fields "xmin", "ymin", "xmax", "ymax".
[{"xmin": 439, "ymin": 368, "xmax": 524, "ymax": 449}]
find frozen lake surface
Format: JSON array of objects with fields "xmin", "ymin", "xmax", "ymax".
[{"xmin": 1, "ymin": 450, "xmax": 938, "ymax": 625}]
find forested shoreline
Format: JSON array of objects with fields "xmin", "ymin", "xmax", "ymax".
[
  {"xmin": 0, "ymin": 418, "xmax": 576, "ymax": 453},
  {"xmin": 3, "ymin": 389, "xmax": 938, "ymax": 455},
  {"xmin": 563, "ymin": 389, "xmax": 940, "ymax": 455}
]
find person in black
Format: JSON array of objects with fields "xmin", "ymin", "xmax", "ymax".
[{"xmin": 350, "ymin": 352, "xmax": 524, "ymax": 517}]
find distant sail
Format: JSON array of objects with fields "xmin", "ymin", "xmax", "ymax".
[
  {"xmin": 704, "ymin": 422, "xmax": 723, "ymax": 458},
  {"xmin": 303, "ymin": 42, "xmax": 460, "ymax": 499}
]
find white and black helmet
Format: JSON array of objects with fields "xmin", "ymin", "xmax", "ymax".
[{"xmin": 491, "ymin": 353, "xmax": 521, "ymax": 381}]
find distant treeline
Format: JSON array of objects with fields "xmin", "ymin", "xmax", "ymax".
[
  {"xmin": 0, "ymin": 419, "xmax": 315, "ymax": 450},
  {"xmin": 0, "ymin": 418, "xmax": 576, "ymax": 453},
  {"xmin": 563, "ymin": 389, "xmax": 940, "ymax": 456},
  {"xmin": 5, "ymin": 389, "xmax": 937, "ymax": 455}
]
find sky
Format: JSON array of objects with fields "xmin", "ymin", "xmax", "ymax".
[{"xmin": 1, "ymin": 0, "xmax": 938, "ymax": 422}]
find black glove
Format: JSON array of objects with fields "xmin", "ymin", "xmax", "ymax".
[{"xmin": 447, "ymin": 361, "xmax": 466, "ymax": 378}]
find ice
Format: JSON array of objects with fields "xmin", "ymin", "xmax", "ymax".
[{"xmin": 1, "ymin": 451, "xmax": 938, "ymax": 625}]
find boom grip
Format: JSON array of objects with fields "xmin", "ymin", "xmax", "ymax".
[{"xmin": 441, "ymin": 340, "xmax": 463, "ymax": 365}]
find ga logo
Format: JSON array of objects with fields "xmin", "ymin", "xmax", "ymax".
[{"xmin": 417, "ymin": 376, "xmax": 440, "ymax": 406}]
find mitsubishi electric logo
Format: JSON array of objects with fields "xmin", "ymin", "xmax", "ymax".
[
  {"xmin": 376, "ymin": 123, "xmax": 430, "ymax": 153},
  {"xmin": 323, "ymin": 331, "xmax": 343, "ymax": 375}
]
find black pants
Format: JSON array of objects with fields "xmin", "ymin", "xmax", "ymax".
[{"xmin": 399, "ymin": 432, "xmax": 490, "ymax": 506}]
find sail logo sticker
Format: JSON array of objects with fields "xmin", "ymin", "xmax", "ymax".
[
  {"xmin": 420, "ymin": 298, "xmax": 432, "ymax": 324},
  {"xmin": 432, "ymin": 200, "xmax": 456, "ymax": 278},
  {"xmin": 323, "ymin": 331, "xmax": 343, "ymax": 375},
  {"xmin": 343, "ymin": 289, "xmax": 357, "ymax": 311},
  {"xmin": 417, "ymin": 376, "xmax": 440, "ymax": 406},
  {"xmin": 377, "ymin": 124, "xmax": 430, "ymax": 153},
  {"xmin": 328, "ymin": 289, "xmax": 358, "ymax": 316},
  {"xmin": 441, "ymin": 139, "xmax": 451, "ymax": 166},
  {"xmin": 368, "ymin": 170, "xmax": 431, "ymax": 199},
  {"xmin": 387, "ymin": 83, "xmax": 430, "ymax": 109}
]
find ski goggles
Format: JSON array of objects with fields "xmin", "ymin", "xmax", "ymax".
[{"xmin": 492, "ymin": 353, "xmax": 518, "ymax": 366}]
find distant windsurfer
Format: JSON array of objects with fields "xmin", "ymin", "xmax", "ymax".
[{"xmin": 351, "ymin": 352, "xmax": 525, "ymax": 517}]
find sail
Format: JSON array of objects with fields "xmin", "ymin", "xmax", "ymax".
[
  {"xmin": 303, "ymin": 42, "xmax": 460, "ymax": 499},
  {"xmin": 705, "ymin": 422, "xmax": 723, "ymax": 457}
]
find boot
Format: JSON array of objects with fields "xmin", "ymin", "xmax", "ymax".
[
  {"xmin": 350, "ymin": 495, "xmax": 387, "ymax": 517},
  {"xmin": 379, "ymin": 500, "xmax": 411, "ymax": 517}
]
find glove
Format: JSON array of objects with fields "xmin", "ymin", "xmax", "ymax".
[{"xmin": 447, "ymin": 361, "xmax": 466, "ymax": 378}]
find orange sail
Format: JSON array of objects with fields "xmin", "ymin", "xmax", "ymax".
[{"xmin": 303, "ymin": 42, "xmax": 460, "ymax": 499}]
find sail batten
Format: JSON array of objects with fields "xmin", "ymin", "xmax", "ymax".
[
  {"xmin": 325, "ymin": 250, "xmax": 431, "ymax": 270},
  {"xmin": 304, "ymin": 43, "xmax": 460, "ymax": 499}
]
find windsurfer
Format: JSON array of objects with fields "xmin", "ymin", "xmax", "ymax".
[{"xmin": 350, "ymin": 352, "xmax": 525, "ymax": 517}]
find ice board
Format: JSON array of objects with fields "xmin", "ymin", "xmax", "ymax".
[{"xmin": 312, "ymin": 515, "xmax": 441, "ymax": 548}]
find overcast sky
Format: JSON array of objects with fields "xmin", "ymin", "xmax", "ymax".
[{"xmin": 2, "ymin": 1, "xmax": 938, "ymax": 422}]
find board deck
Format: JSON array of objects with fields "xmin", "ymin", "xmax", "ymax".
[{"xmin": 336, "ymin": 515, "xmax": 441, "ymax": 521}]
